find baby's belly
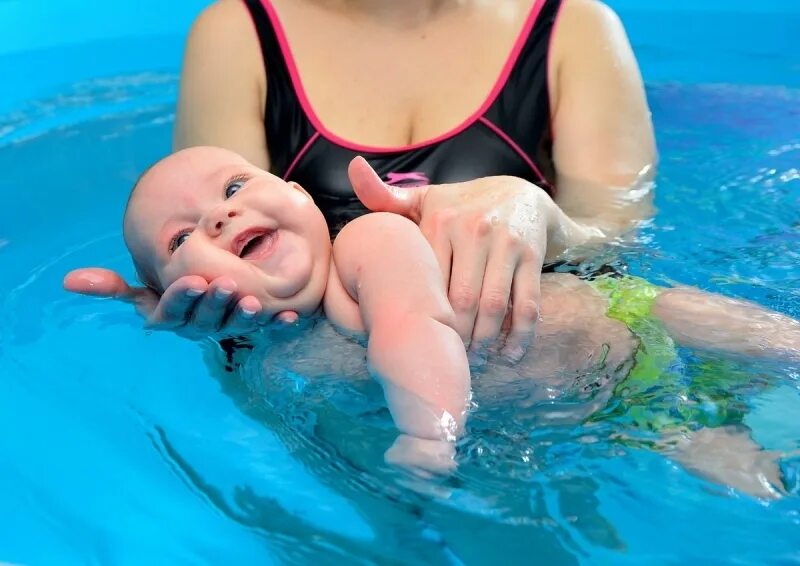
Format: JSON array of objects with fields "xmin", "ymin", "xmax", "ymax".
[
  {"xmin": 476, "ymin": 313, "xmax": 637, "ymax": 416},
  {"xmin": 251, "ymin": 275, "xmax": 638, "ymax": 401},
  {"xmin": 512, "ymin": 279, "xmax": 635, "ymax": 382},
  {"xmin": 476, "ymin": 275, "xmax": 638, "ymax": 412}
]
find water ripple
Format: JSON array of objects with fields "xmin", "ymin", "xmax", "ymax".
[{"xmin": 0, "ymin": 73, "xmax": 176, "ymax": 147}]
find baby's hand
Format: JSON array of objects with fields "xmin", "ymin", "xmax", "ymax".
[{"xmin": 384, "ymin": 434, "xmax": 457, "ymax": 475}]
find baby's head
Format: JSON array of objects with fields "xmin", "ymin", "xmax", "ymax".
[{"xmin": 123, "ymin": 146, "xmax": 331, "ymax": 319}]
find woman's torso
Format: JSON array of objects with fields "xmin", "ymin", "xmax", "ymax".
[{"xmin": 242, "ymin": 0, "xmax": 563, "ymax": 230}]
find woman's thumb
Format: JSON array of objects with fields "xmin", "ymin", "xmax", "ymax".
[
  {"xmin": 348, "ymin": 156, "xmax": 426, "ymax": 222},
  {"xmin": 64, "ymin": 268, "xmax": 134, "ymax": 300}
]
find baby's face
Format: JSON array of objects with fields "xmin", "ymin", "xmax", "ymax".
[{"xmin": 124, "ymin": 146, "xmax": 331, "ymax": 317}]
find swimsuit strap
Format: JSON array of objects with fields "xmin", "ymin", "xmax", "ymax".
[
  {"xmin": 483, "ymin": 0, "xmax": 564, "ymax": 188},
  {"xmin": 243, "ymin": 0, "xmax": 317, "ymax": 175}
]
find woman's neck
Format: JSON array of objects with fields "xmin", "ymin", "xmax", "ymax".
[{"xmin": 314, "ymin": 0, "xmax": 463, "ymax": 27}]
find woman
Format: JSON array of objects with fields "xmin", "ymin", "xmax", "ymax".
[{"xmin": 65, "ymin": 0, "xmax": 655, "ymax": 361}]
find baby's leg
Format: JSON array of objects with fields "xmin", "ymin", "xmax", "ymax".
[
  {"xmin": 511, "ymin": 275, "xmax": 787, "ymax": 498},
  {"xmin": 653, "ymin": 287, "xmax": 800, "ymax": 362},
  {"xmin": 667, "ymin": 426, "xmax": 785, "ymax": 499}
]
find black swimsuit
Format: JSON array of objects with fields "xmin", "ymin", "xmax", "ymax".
[
  {"xmin": 224, "ymin": 0, "xmax": 623, "ymax": 363},
  {"xmin": 243, "ymin": 0, "xmax": 564, "ymax": 233}
]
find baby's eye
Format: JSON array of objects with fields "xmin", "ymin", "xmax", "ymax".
[
  {"xmin": 225, "ymin": 178, "xmax": 247, "ymax": 199},
  {"xmin": 169, "ymin": 230, "xmax": 192, "ymax": 254}
]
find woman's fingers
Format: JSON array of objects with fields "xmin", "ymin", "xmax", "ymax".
[
  {"xmin": 501, "ymin": 252, "xmax": 542, "ymax": 362},
  {"xmin": 126, "ymin": 274, "xmax": 269, "ymax": 338},
  {"xmin": 348, "ymin": 156, "xmax": 428, "ymax": 222},
  {"xmin": 447, "ymin": 217, "xmax": 491, "ymax": 346},
  {"xmin": 419, "ymin": 214, "xmax": 453, "ymax": 292},
  {"xmin": 147, "ymin": 275, "xmax": 209, "ymax": 329},
  {"xmin": 184, "ymin": 277, "xmax": 240, "ymax": 334},
  {"xmin": 63, "ymin": 268, "xmax": 135, "ymax": 299},
  {"xmin": 401, "ymin": 175, "xmax": 555, "ymax": 359},
  {"xmin": 66, "ymin": 270, "xmax": 267, "ymax": 339},
  {"xmin": 189, "ymin": 278, "xmax": 268, "ymax": 338},
  {"xmin": 223, "ymin": 295, "xmax": 265, "ymax": 335},
  {"xmin": 151, "ymin": 277, "xmax": 262, "ymax": 338},
  {"xmin": 469, "ymin": 238, "xmax": 517, "ymax": 354}
]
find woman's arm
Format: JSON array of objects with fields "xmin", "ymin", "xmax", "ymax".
[
  {"xmin": 174, "ymin": 0, "xmax": 270, "ymax": 168},
  {"xmin": 350, "ymin": 2, "xmax": 656, "ymax": 361},
  {"xmin": 547, "ymin": 0, "xmax": 656, "ymax": 252}
]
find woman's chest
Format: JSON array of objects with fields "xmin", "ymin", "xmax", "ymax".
[{"xmin": 272, "ymin": 0, "xmax": 535, "ymax": 147}]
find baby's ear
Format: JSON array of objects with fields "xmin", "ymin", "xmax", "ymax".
[{"xmin": 288, "ymin": 181, "xmax": 313, "ymax": 201}]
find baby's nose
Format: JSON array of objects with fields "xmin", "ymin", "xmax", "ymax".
[{"xmin": 204, "ymin": 206, "xmax": 239, "ymax": 236}]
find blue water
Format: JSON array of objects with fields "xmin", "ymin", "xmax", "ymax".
[{"xmin": 2, "ymin": 9, "xmax": 800, "ymax": 566}]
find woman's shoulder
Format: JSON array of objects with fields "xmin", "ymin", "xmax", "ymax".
[
  {"xmin": 176, "ymin": 0, "xmax": 270, "ymax": 168},
  {"xmin": 550, "ymin": 0, "xmax": 629, "ymax": 64},
  {"xmin": 557, "ymin": 0, "xmax": 624, "ymax": 28},
  {"xmin": 191, "ymin": 0, "xmax": 252, "ymax": 31},
  {"xmin": 551, "ymin": 0, "xmax": 632, "ymax": 62},
  {"xmin": 185, "ymin": 0, "xmax": 259, "ymax": 57},
  {"xmin": 183, "ymin": 0, "xmax": 264, "ymax": 86}
]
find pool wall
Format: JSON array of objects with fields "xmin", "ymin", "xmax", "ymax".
[
  {"xmin": 0, "ymin": 0, "xmax": 798, "ymax": 116},
  {"xmin": 0, "ymin": 0, "xmax": 209, "ymax": 114},
  {"xmin": 607, "ymin": 0, "xmax": 800, "ymax": 86}
]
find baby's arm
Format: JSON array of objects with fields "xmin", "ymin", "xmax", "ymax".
[
  {"xmin": 329, "ymin": 212, "xmax": 471, "ymax": 444},
  {"xmin": 652, "ymin": 287, "xmax": 800, "ymax": 362}
]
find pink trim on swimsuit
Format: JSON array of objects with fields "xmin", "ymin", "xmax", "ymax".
[
  {"xmin": 283, "ymin": 131, "xmax": 321, "ymax": 180},
  {"xmin": 259, "ymin": 0, "xmax": 548, "ymax": 154},
  {"xmin": 478, "ymin": 116, "xmax": 551, "ymax": 190}
]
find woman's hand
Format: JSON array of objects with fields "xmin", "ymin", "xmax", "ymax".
[
  {"xmin": 349, "ymin": 158, "xmax": 600, "ymax": 361},
  {"xmin": 63, "ymin": 268, "xmax": 268, "ymax": 340}
]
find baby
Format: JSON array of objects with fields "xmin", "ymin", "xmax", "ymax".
[
  {"xmin": 121, "ymin": 146, "xmax": 472, "ymax": 454},
  {"xmin": 89, "ymin": 146, "xmax": 800, "ymax": 491}
]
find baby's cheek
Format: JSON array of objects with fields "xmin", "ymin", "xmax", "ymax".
[
  {"xmin": 164, "ymin": 247, "xmax": 236, "ymax": 286},
  {"xmin": 229, "ymin": 265, "xmax": 271, "ymax": 299},
  {"xmin": 197, "ymin": 254, "xmax": 269, "ymax": 300}
]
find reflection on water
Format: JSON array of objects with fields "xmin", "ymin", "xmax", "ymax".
[
  {"xmin": 0, "ymin": 80, "xmax": 799, "ymax": 563},
  {"xmin": 0, "ymin": 73, "xmax": 176, "ymax": 148}
]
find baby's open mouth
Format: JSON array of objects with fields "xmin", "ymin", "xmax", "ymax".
[{"xmin": 233, "ymin": 228, "xmax": 278, "ymax": 260}]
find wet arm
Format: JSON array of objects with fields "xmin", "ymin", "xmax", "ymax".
[{"xmin": 546, "ymin": 0, "xmax": 656, "ymax": 259}]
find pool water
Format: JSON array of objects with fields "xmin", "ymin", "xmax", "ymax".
[
  {"xmin": 2, "ymin": 22, "xmax": 800, "ymax": 566},
  {"xmin": 1, "ymin": 74, "xmax": 798, "ymax": 565}
]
